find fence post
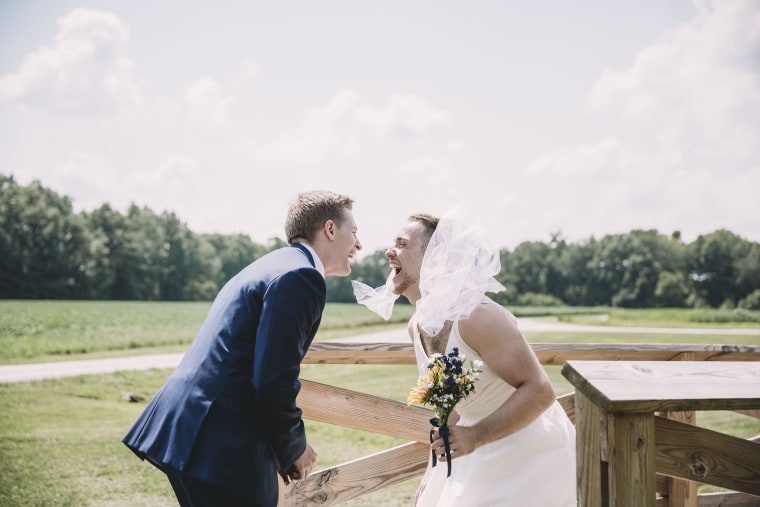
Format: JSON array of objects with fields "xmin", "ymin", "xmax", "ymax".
[{"xmin": 661, "ymin": 351, "xmax": 698, "ymax": 507}]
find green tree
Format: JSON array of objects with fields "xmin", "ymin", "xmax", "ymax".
[
  {"xmin": 654, "ymin": 271, "xmax": 690, "ymax": 307},
  {"xmin": 0, "ymin": 175, "xmax": 91, "ymax": 298},
  {"xmin": 158, "ymin": 212, "xmax": 221, "ymax": 301},
  {"xmin": 491, "ymin": 249, "xmax": 519, "ymax": 305},
  {"xmin": 738, "ymin": 289, "xmax": 760, "ymax": 310},
  {"xmin": 554, "ymin": 239, "xmax": 598, "ymax": 306},
  {"xmin": 502, "ymin": 241, "xmax": 554, "ymax": 296},
  {"xmin": 204, "ymin": 233, "xmax": 266, "ymax": 288},
  {"xmin": 180, "ymin": 233, "xmax": 221, "ymax": 301},
  {"xmin": 86, "ymin": 204, "xmax": 165, "ymax": 300},
  {"xmin": 4, "ymin": 172, "xmax": 759, "ymax": 306},
  {"xmin": 586, "ymin": 230, "xmax": 685, "ymax": 308},
  {"xmin": 82, "ymin": 204, "xmax": 124, "ymax": 299},
  {"xmin": 688, "ymin": 230, "xmax": 750, "ymax": 307},
  {"xmin": 736, "ymin": 243, "xmax": 760, "ymax": 301}
]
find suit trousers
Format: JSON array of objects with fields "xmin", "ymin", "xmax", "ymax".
[{"xmin": 152, "ymin": 459, "xmax": 268, "ymax": 507}]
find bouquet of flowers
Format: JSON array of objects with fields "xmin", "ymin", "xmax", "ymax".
[{"xmin": 407, "ymin": 347, "xmax": 482, "ymax": 476}]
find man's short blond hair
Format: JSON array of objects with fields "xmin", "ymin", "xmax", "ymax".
[{"xmin": 285, "ymin": 190, "xmax": 355, "ymax": 244}]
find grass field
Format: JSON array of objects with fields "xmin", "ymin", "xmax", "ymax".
[
  {"xmin": 0, "ymin": 301, "xmax": 415, "ymax": 364},
  {"xmin": 2, "ymin": 301, "xmax": 759, "ymax": 365},
  {"xmin": 1, "ymin": 300, "xmax": 759, "ymax": 505}
]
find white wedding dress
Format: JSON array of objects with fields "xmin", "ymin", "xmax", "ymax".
[{"xmin": 412, "ymin": 310, "xmax": 577, "ymax": 507}]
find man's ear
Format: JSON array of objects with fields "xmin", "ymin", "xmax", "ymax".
[{"xmin": 324, "ymin": 220, "xmax": 336, "ymax": 240}]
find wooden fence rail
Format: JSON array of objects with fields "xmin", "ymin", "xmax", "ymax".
[{"xmin": 277, "ymin": 342, "xmax": 760, "ymax": 507}]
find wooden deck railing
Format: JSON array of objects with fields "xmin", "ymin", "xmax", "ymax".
[{"xmin": 278, "ymin": 341, "xmax": 760, "ymax": 507}]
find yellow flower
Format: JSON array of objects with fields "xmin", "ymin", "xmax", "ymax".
[
  {"xmin": 429, "ymin": 363, "xmax": 444, "ymax": 378},
  {"xmin": 407, "ymin": 371, "xmax": 434, "ymax": 405},
  {"xmin": 406, "ymin": 386, "xmax": 427, "ymax": 405}
]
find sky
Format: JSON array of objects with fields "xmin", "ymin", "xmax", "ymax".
[{"xmin": 1, "ymin": 0, "xmax": 759, "ymax": 258}]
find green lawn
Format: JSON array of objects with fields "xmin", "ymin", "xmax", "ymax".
[
  {"xmin": 0, "ymin": 301, "xmax": 758, "ymax": 505},
  {"xmin": 555, "ymin": 307, "xmax": 760, "ymax": 327}
]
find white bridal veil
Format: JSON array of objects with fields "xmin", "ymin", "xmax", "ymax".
[{"xmin": 352, "ymin": 207, "xmax": 505, "ymax": 334}]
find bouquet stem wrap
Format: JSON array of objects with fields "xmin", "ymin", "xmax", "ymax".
[{"xmin": 430, "ymin": 418, "xmax": 453, "ymax": 477}]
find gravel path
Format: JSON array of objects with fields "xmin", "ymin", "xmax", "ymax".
[{"xmin": 1, "ymin": 319, "xmax": 758, "ymax": 383}]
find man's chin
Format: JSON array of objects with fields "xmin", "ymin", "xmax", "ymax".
[{"xmin": 326, "ymin": 266, "xmax": 351, "ymax": 277}]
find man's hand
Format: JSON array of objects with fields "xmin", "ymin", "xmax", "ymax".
[
  {"xmin": 430, "ymin": 424, "xmax": 478, "ymax": 462},
  {"xmin": 280, "ymin": 443, "xmax": 317, "ymax": 485}
]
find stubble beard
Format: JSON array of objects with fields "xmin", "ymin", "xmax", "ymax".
[{"xmin": 393, "ymin": 273, "xmax": 419, "ymax": 301}]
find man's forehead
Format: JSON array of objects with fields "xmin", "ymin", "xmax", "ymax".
[{"xmin": 396, "ymin": 221, "xmax": 426, "ymax": 241}]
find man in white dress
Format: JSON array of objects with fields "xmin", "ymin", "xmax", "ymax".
[{"xmin": 355, "ymin": 210, "xmax": 577, "ymax": 506}]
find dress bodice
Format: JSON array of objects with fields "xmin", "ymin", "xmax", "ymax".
[
  {"xmin": 411, "ymin": 307, "xmax": 515, "ymax": 425},
  {"xmin": 411, "ymin": 304, "xmax": 578, "ymax": 506}
]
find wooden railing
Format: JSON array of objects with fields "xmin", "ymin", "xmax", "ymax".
[{"xmin": 279, "ymin": 341, "xmax": 760, "ymax": 507}]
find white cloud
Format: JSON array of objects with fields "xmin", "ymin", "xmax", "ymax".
[
  {"xmin": 0, "ymin": 8, "xmax": 143, "ymax": 116},
  {"xmin": 398, "ymin": 139, "xmax": 464, "ymax": 180},
  {"xmin": 185, "ymin": 77, "xmax": 235, "ymax": 127},
  {"xmin": 505, "ymin": 0, "xmax": 760, "ymax": 246},
  {"xmin": 58, "ymin": 151, "xmax": 116, "ymax": 199},
  {"xmin": 230, "ymin": 60, "xmax": 261, "ymax": 90},
  {"xmin": 255, "ymin": 89, "xmax": 362, "ymax": 165},
  {"xmin": 525, "ymin": 136, "xmax": 636, "ymax": 179},
  {"xmin": 12, "ymin": 151, "xmax": 121, "ymax": 212},
  {"xmin": 588, "ymin": 0, "xmax": 760, "ymax": 163},
  {"xmin": 3, "ymin": 1, "xmax": 757, "ymax": 254},
  {"xmin": 355, "ymin": 93, "xmax": 452, "ymax": 137},
  {"xmin": 142, "ymin": 153, "xmax": 200, "ymax": 192},
  {"xmin": 256, "ymin": 90, "xmax": 452, "ymax": 165},
  {"xmin": 184, "ymin": 61, "xmax": 259, "ymax": 127},
  {"xmin": 30, "ymin": 151, "xmax": 204, "ymax": 217}
]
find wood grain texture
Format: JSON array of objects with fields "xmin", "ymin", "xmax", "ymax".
[
  {"xmin": 304, "ymin": 342, "xmax": 760, "ymax": 366},
  {"xmin": 655, "ymin": 417, "xmax": 760, "ymax": 496},
  {"xmin": 298, "ymin": 379, "xmax": 432, "ymax": 443},
  {"xmin": 661, "ymin": 410, "xmax": 697, "ymax": 507},
  {"xmin": 662, "ymin": 351, "xmax": 698, "ymax": 507},
  {"xmin": 562, "ymin": 361, "xmax": 760, "ymax": 413},
  {"xmin": 692, "ymin": 491, "xmax": 760, "ymax": 506},
  {"xmin": 557, "ymin": 391, "xmax": 576, "ymax": 424},
  {"xmin": 611, "ymin": 413, "xmax": 656, "ymax": 507},
  {"xmin": 282, "ymin": 442, "xmax": 429, "ymax": 506},
  {"xmin": 533, "ymin": 343, "xmax": 760, "ymax": 364},
  {"xmin": 304, "ymin": 342, "xmax": 415, "ymax": 365},
  {"xmin": 576, "ymin": 390, "xmax": 605, "ymax": 507}
]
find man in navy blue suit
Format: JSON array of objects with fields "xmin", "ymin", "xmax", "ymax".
[{"xmin": 123, "ymin": 190, "xmax": 362, "ymax": 506}]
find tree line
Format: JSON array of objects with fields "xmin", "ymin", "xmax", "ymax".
[{"xmin": 2, "ymin": 173, "xmax": 759, "ymax": 309}]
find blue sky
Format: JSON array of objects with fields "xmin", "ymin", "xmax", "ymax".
[{"xmin": 1, "ymin": 0, "xmax": 758, "ymax": 257}]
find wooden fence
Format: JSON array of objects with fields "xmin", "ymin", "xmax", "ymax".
[{"xmin": 279, "ymin": 341, "xmax": 760, "ymax": 507}]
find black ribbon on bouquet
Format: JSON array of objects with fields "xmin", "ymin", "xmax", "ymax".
[{"xmin": 429, "ymin": 417, "xmax": 452, "ymax": 477}]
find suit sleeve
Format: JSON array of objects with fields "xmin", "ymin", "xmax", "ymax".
[{"xmin": 251, "ymin": 267, "xmax": 325, "ymax": 470}]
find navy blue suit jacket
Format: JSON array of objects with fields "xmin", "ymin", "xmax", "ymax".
[{"xmin": 123, "ymin": 244, "xmax": 325, "ymax": 505}]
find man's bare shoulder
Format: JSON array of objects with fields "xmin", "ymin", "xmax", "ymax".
[{"xmin": 459, "ymin": 299, "xmax": 520, "ymax": 348}]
